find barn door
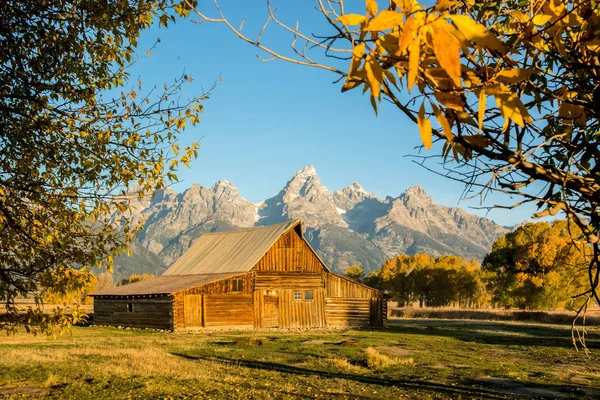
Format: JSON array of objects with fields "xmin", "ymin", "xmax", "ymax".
[
  {"xmin": 262, "ymin": 294, "xmax": 279, "ymax": 328},
  {"xmin": 184, "ymin": 294, "xmax": 203, "ymax": 328}
]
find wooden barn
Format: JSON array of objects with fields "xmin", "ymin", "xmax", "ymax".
[{"xmin": 90, "ymin": 219, "xmax": 388, "ymax": 330}]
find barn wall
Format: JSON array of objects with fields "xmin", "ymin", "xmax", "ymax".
[
  {"xmin": 93, "ymin": 296, "xmax": 174, "ymax": 329},
  {"xmin": 205, "ymin": 294, "xmax": 254, "ymax": 328},
  {"xmin": 278, "ymin": 289, "xmax": 326, "ymax": 329},
  {"xmin": 254, "ymin": 229, "xmax": 325, "ymax": 273},
  {"xmin": 254, "ymin": 272, "xmax": 323, "ymax": 289},
  {"xmin": 325, "ymin": 273, "xmax": 383, "ymax": 298},
  {"xmin": 253, "ymin": 288, "xmax": 326, "ymax": 329},
  {"xmin": 172, "ymin": 273, "xmax": 253, "ymax": 330},
  {"xmin": 178, "ymin": 273, "xmax": 253, "ymax": 296},
  {"xmin": 324, "ymin": 272, "xmax": 387, "ymax": 327},
  {"xmin": 325, "ymin": 298, "xmax": 370, "ymax": 328}
]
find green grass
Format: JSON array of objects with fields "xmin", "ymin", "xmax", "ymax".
[{"xmin": 1, "ymin": 319, "xmax": 599, "ymax": 399}]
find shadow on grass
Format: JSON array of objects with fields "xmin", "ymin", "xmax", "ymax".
[
  {"xmin": 172, "ymin": 352, "xmax": 517, "ymax": 399},
  {"xmin": 387, "ymin": 319, "xmax": 600, "ymax": 350}
]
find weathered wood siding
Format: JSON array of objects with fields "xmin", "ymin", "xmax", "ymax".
[
  {"xmin": 324, "ymin": 272, "xmax": 387, "ymax": 327},
  {"xmin": 254, "ymin": 229, "xmax": 325, "ymax": 273},
  {"xmin": 254, "ymin": 272, "xmax": 323, "ymax": 289},
  {"xmin": 278, "ymin": 289, "xmax": 326, "ymax": 328},
  {"xmin": 254, "ymin": 288, "xmax": 327, "ymax": 329},
  {"xmin": 325, "ymin": 273, "xmax": 383, "ymax": 298},
  {"xmin": 178, "ymin": 273, "xmax": 253, "ymax": 296},
  {"xmin": 253, "ymin": 265, "xmax": 326, "ymax": 329},
  {"xmin": 183, "ymin": 294, "xmax": 203, "ymax": 327},
  {"xmin": 252, "ymin": 228, "xmax": 328, "ymax": 328},
  {"xmin": 172, "ymin": 273, "xmax": 253, "ymax": 329},
  {"xmin": 93, "ymin": 296, "xmax": 173, "ymax": 329},
  {"xmin": 326, "ymin": 298, "xmax": 370, "ymax": 327},
  {"xmin": 205, "ymin": 294, "xmax": 254, "ymax": 328},
  {"xmin": 370, "ymin": 297, "xmax": 387, "ymax": 327}
]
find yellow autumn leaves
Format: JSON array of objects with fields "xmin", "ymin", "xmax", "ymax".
[{"xmin": 336, "ymin": 0, "xmax": 535, "ymax": 151}]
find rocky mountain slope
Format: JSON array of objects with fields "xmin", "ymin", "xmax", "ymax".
[{"xmin": 114, "ymin": 166, "xmax": 509, "ymax": 278}]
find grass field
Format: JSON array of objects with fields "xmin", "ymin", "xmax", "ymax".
[{"xmin": 1, "ymin": 320, "xmax": 599, "ymax": 399}]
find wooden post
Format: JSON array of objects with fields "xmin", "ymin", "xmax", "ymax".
[{"xmin": 201, "ymin": 294, "xmax": 206, "ymax": 328}]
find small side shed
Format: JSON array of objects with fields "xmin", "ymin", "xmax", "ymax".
[{"xmin": 90, "ymin": 219, "xmax": 389, "ymax": 330}]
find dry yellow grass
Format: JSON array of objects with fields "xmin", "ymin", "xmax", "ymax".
[
  {"xmin": 390, "ymin": 306, "xmax": 600, "ymax": 325},
  {"xmin": 0, "ymin": 329, "xmax": 220, "ymax": 385},
  {"xmin": 364, "ymin": 347, "xmax": 414, "ymax": 369},
  {"xmin": 319, "ymin": 356, "xmax": 366, "ymax": 373}
]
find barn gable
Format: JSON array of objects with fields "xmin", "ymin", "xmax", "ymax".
[
  {"xmin": 253, "ymin": 223, "xmax": 327, "ymax": 274},
  {"xmin": 162, "ymin": 220, "xmax": 314, "ymax": 275}
]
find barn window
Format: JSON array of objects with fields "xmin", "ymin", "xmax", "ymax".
[
  {"xmin": 304, "ymin": 291, "xmax": 313, "ymax": 301},
  {"xmin": 232, "ymin": 278, "xmax": 243, "ymax": 292},
  {"xmin": 127, "ymin": 303, "xmax": 134, "ymax": 312},
  {"xmin": 293, "ymin": 291, "xmax": 302, "ymax": 300}
]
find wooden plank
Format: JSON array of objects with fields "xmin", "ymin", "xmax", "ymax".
[
  {"xmin": 175, "ymin": 273, "xmax": 253, "ymax": 297},
  {"xmin": 184, "ymin": 294, "xmax": 202, "ymax": 327},
  {"xmin": 325, "ymin": 297, "xmax": 371, "ymax": 327},
  {"xmin": 262, "ymin": 294, "xmax": 279, "ymax": 328},
  {"xmin": 324, "ymin": 272, "xmax": 383, "ymax": 299},
  {"xmin": 202, "ymin": 294, "xmax": 206, "ymax": 328},
  {"xmin": 254, "ymin": 273, "xmax": 323, "ymax": 289},
  {"xmin": 254, "ymin": 229, "xmax": 325, "ymax": 273},
  {"xmin": 275, "ymin": 289, "xmax": 326, "ymax": 329},
  {"xmin": 205, "ymin": 294, "xmax": 254, "ymax": 327},
  {"xmin": 93, "ymin": 297, "xmax": 174, "ymax": 330}
]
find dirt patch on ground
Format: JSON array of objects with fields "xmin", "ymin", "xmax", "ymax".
[
  {"xmin": 378, "ymin": 346, "xmax": 414, "ymax": 357},
  {"xmin": 473, "ymin": 377, "xmax": 570, "ymax": 398},
  {"xmin": 0, "ymin": 386, "xmax": 51, "ymax": 398}
]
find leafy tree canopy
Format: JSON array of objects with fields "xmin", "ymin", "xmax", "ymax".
[
  {"xmin": 344, "ymin": 265, "xmax": 365, "ymax": 282},
  {"xmin": 0, "ymin": 0, "xmax": 203, "ymax": 335},
  {"xmin": 483, "ymin": 221, "xmax": 590, "ymax": 310},
  {"xmin": 189, "ymin": 0, "xmax": 600, "ymax": 305},
  {"xmin": 369, "ymin": 253, "xmax": 486, "ymax": 308}
]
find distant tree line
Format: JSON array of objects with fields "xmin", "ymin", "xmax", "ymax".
[
  {"xmin": 349, "ymin": 221, "xmax": 590, "ymax": 311},
  {"xmin": 350, "ymin": 254, "xmax": 487, "ymax": 308}
]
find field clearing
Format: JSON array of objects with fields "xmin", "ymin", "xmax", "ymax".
[{"xmin": 1, "ymin": 319, "xmax": 599, "ymax": 399}]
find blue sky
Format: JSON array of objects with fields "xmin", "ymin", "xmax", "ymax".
[{"xmin": 125, "ymin": 1, "xmax": 538, "ymax": 227}]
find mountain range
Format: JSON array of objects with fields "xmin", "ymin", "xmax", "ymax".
[{"xmin": 113, "ymin": 165, "xmax": 509, "ymax": 279}]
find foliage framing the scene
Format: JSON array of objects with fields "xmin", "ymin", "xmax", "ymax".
[
  {"xmin": 0, "ymin": 0, "xmax": 202, "ymax": 335},
  {"xmin": 189, "ymin": 0, "xmax": 600, "ymax": 308}
]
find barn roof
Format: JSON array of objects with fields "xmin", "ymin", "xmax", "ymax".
[
  {"xmin": 89, "ymin": 272, "xmax": 244, "ymax": 296},
  {"xmin": 162, "ymin": 219, "xmax": 308, "ymax": 275}
]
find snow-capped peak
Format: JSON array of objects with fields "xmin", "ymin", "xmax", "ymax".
[{"xmin": 293, "ymin": 165, "xmax": 318, "ymax": 179}]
